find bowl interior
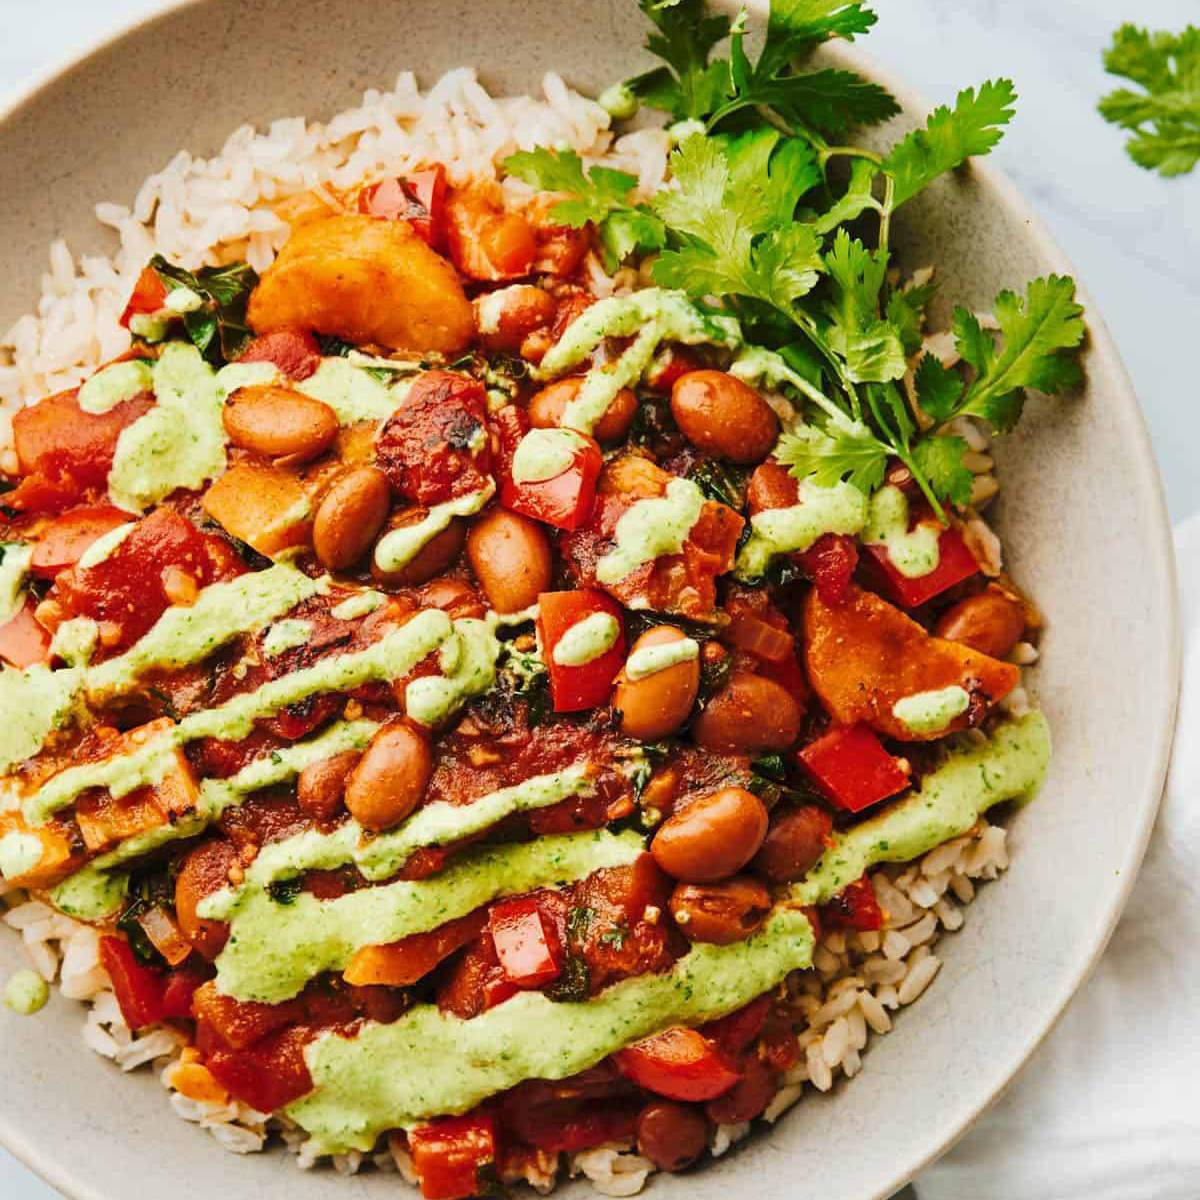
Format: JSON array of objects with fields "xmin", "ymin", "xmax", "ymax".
[{"xmin": 0, "ymin": 3, "xmax": 1179, "ymax": 1200}]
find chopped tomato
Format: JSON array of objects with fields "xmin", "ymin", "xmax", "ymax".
[
  {"xmin": 614, "ymin": 1027, "xmax": 741, "ymax": 1101},
  {"xmin": 236, "ymin": 329, "xmax": 322, "ymax": 381},
  {"xmin": 500, "ymin": 431, "xmax": 602, "ymax": 531},
  {"xmin": 0, "ymin": 598, "xmax": 51, "ymax": 668},
  {"xmin": 505, "ymin": 1097, "xmax": 637, "ymax": 1153},
  {"xmin": 797, "ymin": 532, "xmax": 859, "ymax": 606},
  {"xmin": 191, "ymin": 979, "xmax": 302, "ymax": 1049},
  {"xmin": 445, "ymin": 184, "xmax": 537, "ymax": 282},
  {"xmin": 437, "ymin": 934, "xmax": 520, "ymax": 1019},
  {"xmin": 375, "ymin": 371, "xmax": 493, "ymax": 506},
  {"xmin": 797, "ymin": 724, "xmax": 911, "ymax": 814},
  {"xmin": 525, "ymin": 194, "xmax": 589, "ymax": 278},
  {"xmin": 9, "ymin": 388, "xmax": 154, "ymax": 513},
  {"xmin": 343, "ymin": 910, "xmax": 488, "ymax": 987},
  {"xmin": 119, "ymin": 264, "xmax": 168, "ymax": 329},
  {"xmin": 409, "ymin": 1112, "xmax": 498, "ymax": 1200},
  {"xmin": 199, "ymin": 1021, "xmax": 314, "ymax": 1112},
  {"xmin": 28, "ymin": 505, "xmax": 132, "ymax": 578},
  {"xmin": 862, "ymin": 526, "xmax": 979, "ymax": 609},
  {"xmin": 536, "ymin": 589, "xmax": 625, "ymax": 712},
  {"xmin": 100, "ymin": 935, "xmax": 167, "ymax": 1029},
  {"xmin": 701, "ymin": 994, "xmax": 771, "ymax": 1055},
  {"xmin": 360, "ymin": 166, "xmax": 448, "ymax": 251},
  {"xmin": 52, "ymin": 508, "xmax": 212, "ymax": 651},
  {"xmin": 645, "ymin": 347, "xmax": 703, "ymax": 393},
  {"xmin": 488, "ymin": 896, "xmax": 564, "ymax": 988},
  {"xmin": 820, "ymin": 874, "xmax": 884, "ymax": 932},
  {"xmin": 160, "ymin": 962, "xmax": 211, "ymax": 1020}
]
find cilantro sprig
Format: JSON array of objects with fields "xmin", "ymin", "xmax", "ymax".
[
  {"xmin": 150, "ymin": 256, "xmax": 258, "ymax": 364},
  {"xmin": 1099, "ymin": 24, "xmax": 1200, "ymax": 177},
  {"xmin": 502, "ymin": 147, "xmax": 666, "ymax": 270},
  {"xmin": 502, "ymin": 0, "xmax": 1084, "ymax": 518}
]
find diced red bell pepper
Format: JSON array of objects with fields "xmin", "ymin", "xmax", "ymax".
[
  {"xmin": 820, "ymin": 875, "xmax": 884, "ymax": 932},
  {"xmin": 536, "ymin": 589, "xmax": 625, "ymax": 712},
  {"xmin": 863, "ymin": 526, "xmax": 979, "ymax": 609},
  {"xmin": 645, "ymin": 348, "xmax": 703, "ymax": 393},
  {"xmin": 409, "ymin": 1111, "xmax": 498, "ymax": 1200},
  {"xmin": 360, "ymin": 166, "xmax": 449, "ymax": 251},
  {"xmin": 500, "ymin": 430, "xmax": 602, "ymax": 532},
  {"xmin": 191, "ymin": 979, "xmax": 302, "ymax": 1049},
  {"xmin": 119, "ymin": 264, "xmax": 168, "ymax": 330},
  {"xmin": 701, "ymin": 994, "xmax": 771, "ymax": 1055},
  {"xmin": 797, "ymin": 724, "xmax": 911, "ymax": 814},
  {"xmin": 236, "ymin": 329, "xmax": 322, "ymax": 381},
  {"xmin": 100, "ymin": 935, "xmax": 166, "ymax": 1029},
  {"xmin": 797, "ymin": 532, "xmax": 859, "ymax": 606},
  {"xmin": 199, "ymin": 1022, "xmax": 314, "ymax": 1112},
  {"xmin": 160, "ymin": 962, "xmax": 211, "ymax": 1020},
  {"xmin": 507, "ymin": 1099, "xmax": 638, "ymax": 1154},
  {"xmin": 488, "ymin": 896, "xmax": 563, "ymax": 988},
  {"xmin": 28, "ymin": 505, "xmax": 132, "ymax": 579},
  {"xmin": 0, "ymin": 598, "xmax": 52, "ymax": 668},
  {"xmin": 614, "ymin": 1027, "xmax": 741, "ymax": 1101}
]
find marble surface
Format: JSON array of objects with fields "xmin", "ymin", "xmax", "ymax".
[{"xmin": 0, "ymin": 1, "xmax": 1194, "ymax": 1197}]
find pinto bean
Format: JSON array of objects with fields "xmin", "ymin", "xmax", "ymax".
[
  {"xmin": 636, "ymin": 1101, "xmax": 710, "ymax": 1172},
  {"xmin": 528, "ymin": 376, "xmax": 638, "ymax": 444},
  {"xmin": 751, "ymin": 804, "xmax": 833, "ymax": 883},
  {"xmin": 313, "ymin": 466, "xmax": 392, "ymax": 570},
  {"xmin": 465, "ymin": 508, "xmax": 551, "ymax": 613},
  {"xmin": 691, "ymin": 672, "xmax": 802, "ymax": 755},
  {"xmin": 296, "ymin": 750, "xmax": 360, "ymax": 823},
  {"xmin": 344, "ymin": 722, "xmax": 433, "ymax": 832},
  {"xmin": 476, "ymin": 284, "xmax": 556, "ymax": 353},
  {"xmin": 651, "ymin": 787, "xmax": 768, "ymax": 883},
  {"xmin": 614, "ymin": 626, "xmax": 700, "ymax": 742},
  {"xmin": 372, "ymin": 510, "xmax": 467, "ymax": 587},
  {"xmin": 934, "ymin": 589, "xmax": 1025, "ymax": 659},
  {"xmin": 705, "ymin": 1057, "xmax": 778, "ymax": 1125},
  {"xmin": 669, "ymin": 877, "xmax": 772, "ymax": 944},
  {"xmin": 670, "ymin": 371, "xmax": 778, "ymax": 464},
  {"xmin": 174, "ymin": 839, "xmax": 236, "ymax": 961},
  {"xmin": 223, "ymin": 384, "xmax": 338, "ymax": 462}
]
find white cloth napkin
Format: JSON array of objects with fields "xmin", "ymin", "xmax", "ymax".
[{"xmin": 917, "ymin": 515, "xmax": 1200, "ymax": 1200}]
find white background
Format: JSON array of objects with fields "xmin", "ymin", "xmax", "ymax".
[{"xmin": 0, "ymin": 1, "xmax": 1196, "ymax": 1197}]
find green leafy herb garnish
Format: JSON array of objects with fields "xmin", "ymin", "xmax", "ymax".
[
  {"xmin": 268, "ymin": 877, "xmax": 304, "ymax": 906},
  {"xmin": 1100, "ymin": 24, "xmax": 1200, "ymax": 177},
  {"xmin": 150, "ymin": 256, "xmax": 258, "ymax": 364},
  {"xmin": 502, "ymin": 147, "xmax": 666, "ymax": 270}
]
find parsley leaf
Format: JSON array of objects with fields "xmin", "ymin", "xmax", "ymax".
[
  {"xmin": 1099, "ymin": 24, "xmax": 1200, "ymax": 177},
  {"xmin": 952, "ymin": 276, "xmax": 1085, "ymax": 432},
  {"xmin": 822, "ymin": 230, "xmax": 906, "ymax": 383},
  {"xmin": 912, "ymin": 434, "xmax": 974, "ymax": 507},
  {"xmin": 628, "ymin": 0, "xmax": 734, "ymax": 121},
  {"xmin": 501, "ymin": 147, "xmax": 666, "ymax": 270},
  {"xmin": 774, "ymin": 421, "xmax": 889, "ymax": 492},
  {"xmin": 882, "ymin": 80, "xmax": 1018, "ymax": 207},
  {"xmin": 885, "ymin": 279, "xmax": 937, "ymax": 356},
  {"xmin": 652, "ymin": 133, "xmax": 824, "ymax": 307}
]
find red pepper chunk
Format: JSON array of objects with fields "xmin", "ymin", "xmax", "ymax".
[
  {"xmin": 862, "ymin": 526, "xmax": 979, "ymax": 609},
  {"xmin": 797, "ymin": 724, "xmax": 910, "ymax": 814},
  {"xmin": 614, "ymin": 1027, "xmax": 741, "ymax": 1101},
  {"xmin": 701, "ymin": 994, "xmax": 771, "ymax": 1055},
  {"xmin": 500, "ymin": 430, "xmax": 602, "ymax": 531},
  {"xmin": 99, "ymin": 935, "xmax": 167, "ymax": 1029},
  {"xmin": 820, "ymin": 875, "xmax": 884, "ymax": 932},
  {"xmin": 488, "ymin": 897, "xmax": 563, "ymax": 988},
  {"xmin": 360, "ymin": 166, "xmax": 449, "ymax": 251},
  {"xmin": 28, "ymin": 505, "xmax": 132, "ymax": 579},
  {"xmin": 0, "ymin": 599, "xmax": 52, "ymax": 668},
  {"xmin": 119, "ymin": 264, "xmax": 168, "ymax": 329},
  {"xmin": 536, "ymin": 589, "xmax": 625, "ymax": 712},
  {"xmin": 797, "ymin": 532, "xmax": 859, "ymax": 606},
  {"xmin": 409, "ymin": 1112, "xmax": 498, "ymax": 1200},
  {"xmin": 198, "ymin": 1022, "xmax": 315, "ymax": 1113}
]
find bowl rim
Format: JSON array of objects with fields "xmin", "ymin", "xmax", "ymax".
[{"xmin": 0, "ymin": 4, "xmax": 1181, "ymax": 1199}]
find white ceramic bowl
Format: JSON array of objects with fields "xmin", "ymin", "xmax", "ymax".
[{"xmin": 0, "ymin": 3, "xmax": 1180, "ymax": 1198}]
